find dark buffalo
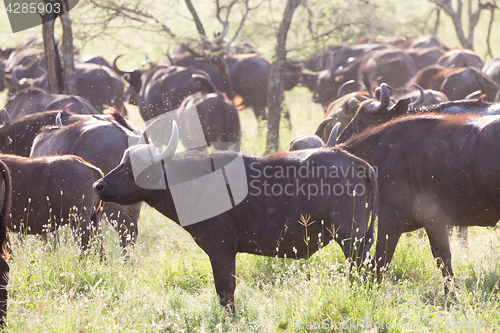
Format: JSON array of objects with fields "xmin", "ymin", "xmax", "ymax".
[
  {"xmin": 288, "ymin": 118, "xmax": 339, "ymax": 151},
  {"xmin": 73, "ymin": 63, "xmax": 126, "ymax": 113},
  {"xmin": 406, "ymin": 46, "xmax": 446, "ymax": 71},
  {"xmin": 177, "ymin": 92, "xmax": 241, "ymax": 150},
  {"xmin": 396, "ymin": 84, "xmax": 449, "ymax": 107},
  {"xmin": 437, "ymin": 48, "xmax": 483, "ymax": 69},
  {"xmin": 359, "ymin": 48, "xmax": 416, "ymax": 90},
  {"xmin": 0, "ymin": 159, "xmax": 11, "ymax": 325},
  {"xmin": 483, "ymin": 56, "xmax": 500, "ymax": 95},
  {"xmin": 406, "ymin": 35, "xmax": 449, "ymax": 50},
  {"xmin": 313, "ymin": 47, "xmax": 415, "ymax": 107},
  {"xmin": 338, "ymin": 84, "xmax": 500, "ymax": 143},
  {"xmin": 0, "ymin": 107, "xmax": 133, "ymax": 157},
  {"xmin": 4, "ymin": 88, "xmax": 99, "ymax": 121},
  {"xmin": 172, "ymin": 53, "xmax": 271, "ymax": 120},
  {"xmin": 410, "ymin": 65, "xmax": 499, "ymax": 102},
  {"xmin": 75, "ymin": 54, "xmax": 112, "ymax": 68},
  {"xmin": 94, "ymin": 121, "xmax": 378, "ymax": 311},
  {"xmin": 10, "ymin": 61, "xmax": 126, "ymax": 114},
  {"xmin": 323, "ymin": 83, "xmax": 372, "ymax": 137},
  {"xmin": 115, "ymin": 59, "xmax": 216, "ymax": 122},
  {"xmin": 30, "ymin": 110, "xmax": 142, "ymax": 249},
  {"xmin": 337, "ymin": 113, "xmax": 500, "ymax": 290},
  {"xmin": 2, "ymin": 154, "xmax": 103, "ymax": 251}
]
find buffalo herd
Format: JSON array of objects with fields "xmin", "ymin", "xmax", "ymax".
[{"xmin": 0, "ymin": 34, "xmax": 500, "ymax": 319}]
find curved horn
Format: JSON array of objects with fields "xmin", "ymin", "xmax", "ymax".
[
  {"xmin": 10, "ymin": 67, "xmax": 30, "ymax": 91},
  {"xmin": 137, "ymin": 118, "xmax": 162, "ymax": 145},
  {"xmin": 153, "ymin": 121, "xmax": 179, "ymax": 163},
  {"xmin": 464, "ymin": 90, "xmax": 482, "ymax": 100},
  {"xmin": 314, "ymin": 117, "xmax": 334, "ymax": 137},
  {"xmin": 112, "ymin": 54, "xmax": 128, "ymax": 76},
  {"xmin": 410, "ymin": 83, "xmax": 425, "ymax": 107},
  {"xmin": 375, "ymin": 83, "xmax": 392, "ymax": 113},
  {"xmin": 337, "ymin": 80, "xmax": 355, "ymax": 98},
  {"xmin": 55, "ymin": 112, "xmax": 63, "ymax": 127},
  {"xmin": 165, "ymin": 54, "xmax": 175, "ymax": 66},
  {"xmin": 0, "ymin": 108, "xmax": 11, "ymax": 135},
  {"xmin": 325, "ymin": 122, "xmax": 341, "ymax": 148}
]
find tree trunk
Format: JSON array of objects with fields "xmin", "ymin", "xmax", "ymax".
[
  {"xmin": 265, "ymin": 0, "xmax": 300, "ymax": 154},
  {"xmin": 60, "ymin": 1, "xmax": 77, "ymax": 95},
  {"xmin": 210, "ymin": 56, "xmax": 235, "ymax": 100},
  {"xmin": 42, "ymin": 20, "xmax": 59, "ymax": 94}
]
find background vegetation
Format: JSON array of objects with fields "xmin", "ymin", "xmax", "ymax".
[{"xmin": 1, "ymin": 0, "xmax": 500, "ymax": 331}]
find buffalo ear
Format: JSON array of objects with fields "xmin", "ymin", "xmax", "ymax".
[
  {"xmin": 389, "ymin": 98, "xmax": 411, "ymax": 116},
  {"xmin": 123, "ymin": 73, "xmax": 131, "ymax": 82}
]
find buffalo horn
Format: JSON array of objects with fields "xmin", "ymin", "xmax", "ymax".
[
  {"xmin": 112, "ymin": 54, "xmax": 129, "ymax": 76},
  {"xmin": 410, "ymin": 84, "xmax": 424, "ymax": 107},
  {"xmin": 325, "ymin": 122, "xmax": 341, "ymax": 148},
  {"xmin": 375, "ymin": 83, "xmax": 392, "ymax": 113},
  {"xmin": 464, "ymin": 90, "xmax": 482, "ymax": 100},
  {"xmin": 166, "ymin": 54, "xmax": 175, "ymax": 66},
  {"xmin": 337, "ymin": 80, "xmax": 355, "ymax": 98},
  {"xmin": 153, "ymin": 121, "xmax": 179, "ymax": 163},
  {"xmin": 10, "ymin": 67, "xmax": 30, "ymax": 91},
  {"xmin": 0, "ymin": 108, "xmax": 10, "ymax": 135},
  {"xmin": 314, "ymin": 117, "xmax": 334, "ymax": 137},
  {"xmin": 55, "ymin": 112, "xmax": 63, "ymax": 127},
  {"xmin": 137, "ymin": 118, "xmax": 162, "ymax": 145}
]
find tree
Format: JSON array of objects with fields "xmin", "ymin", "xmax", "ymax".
[
  {"xmin": 265, "ymin": 0, "xmax": 300, "ymax": 154},
  {"xmin": 429, "ymin": 0, "xmax": 498, "ymax": 51},
  {"xmin": 41, "ymin": 0, "xmax": 77, "ymax": 94}
]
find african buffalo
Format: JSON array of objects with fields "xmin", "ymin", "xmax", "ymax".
[
  {"xmin": 94, "ymin": 121, "xmax": 378, "ymax": 311},
  {"xmin": 483, "ymin": 56, "xmax": 500, "ymax": 95},
  {"xmin": 30, "ymin": 110, "xmax": 142, "ymax": 250},
  {"xmin": 405, "ymin": 35, "xmax": 449, "ymax": 50},
  {"xmin": 0, "ymin": 109, "xmax": 99, "ymax": 156},
  {"xmin": 406, "ymin": 46, "xmax": 445, "ymax": 71},
  {"xmin": 437, "ymin": 48, "xmax": 483, "ymax": 69},
  {"xmin": 4, "ymin": 88, "xmax": 99, "ymax": 121},
  {"xmin": 177, "ymin": 92, "xmax": 241, "ymax": 150},
  {"xmin": 410, "ymin": 65, "xmax": 499, "ymax": 102},
  {"xmin": 337, "ymin": 112, "xmax": 500, "ymax": 291},
  {"xmin": 313, "ymin": 47, "xmax": 415, "ymax": 107},
  {"xmin": 114, "ymin": 59, "xmax": 216, "ymax": 122},
  {"xmin": 0, "ymin": 159, "xmax": 11, "ymax": 325},
  {"xmin": 10, "ymin": 61, "xmax": 126, "ymax": 114},
  {"xmin": 396, "ymin": 85, "xmax": 449, "ymax": 107},
  {"xmin": 172, "ymin": 52, "xmax": 271, "ymax": 120},
  {"xmin": 288, "ymin": 119, "xmax": 340, "ymax": 151},
  {"xmin": 75, "ymin": 54, "xmax": 112, "ymax": 68},
  {"xmin": 1, "ymin": 154, "xmax": 103, "ymax": 251}
]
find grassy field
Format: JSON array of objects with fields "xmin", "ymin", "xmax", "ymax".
[{"xmin": 2, "ymin": 0, "xmax": 500, "ymax": 331}]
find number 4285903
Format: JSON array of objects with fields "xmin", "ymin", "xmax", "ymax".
[{"xmin": 5, "ymin": 2, "xmax": 61, "ymax": 15}]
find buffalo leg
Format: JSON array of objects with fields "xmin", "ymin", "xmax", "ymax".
[
  {"xmin": 0, "ymin": 256, "xmax": 8, "ymax": 326},
  {"xmin": 374, "ymin": 219, "xmax": 404, "ymax": 281},
  {"xmin": 425, "ymin": 224, "xmax": 454, "ymax": 292},
  {"xmin": 209, "ymin": 251, "xmax": 236, "ymax": 313}
]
